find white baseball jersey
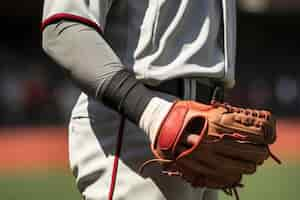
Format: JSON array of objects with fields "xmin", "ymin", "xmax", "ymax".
[
  {"xmin": 42, "ymin": 1, "xmax": 237, "ymax": 200},
  {"xmin": 42, "ymin": 0, "xmax": 236, "ymax": 88}
]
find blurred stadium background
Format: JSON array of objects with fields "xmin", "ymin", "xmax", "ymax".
[{"xmin": 0, "ymin": 0, "xmax": 299, "ymax": 199}]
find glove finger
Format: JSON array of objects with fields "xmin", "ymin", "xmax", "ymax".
[
  {"xmin": 209, "ymin": 154, "xmax": 257, "ymax": 175},
  {"xmin": 180, "ymin": 133, "xmax": 200, "ymax": 147},
  {"xmin": 261, "ymin": 119, "xmax": 276, "ymax": 144},
  {"xmin": 175, "ymin": 156, "xmax": 219, "ymax": 177},
  {"xmin": 180, "ymin": 148, "xmax": 257, "ymax": 175},
  {"xmin": 223, "ymin": 114, "xmax": 274, "ymax": 144},
  {"xmin": 193, "ymin": 174, "xmax": 242, "ymax": 189},
  {"xmin": 175, "ymin": 159, "xmax": 242, "ymax": 189},
  {"xmin": 247, "ymin": 113, "xmax": 275, "ymax": 144},
  {"xmin": 211, "ymin": 140, "xmax": 269, "ymax": 164},
  {"xmin": 177, "ymin": 143, "xmax": 257, "ymax": 175},
  {"xmin": 176, "ymin": 154, "xmax": 252, "ymax": 181}
]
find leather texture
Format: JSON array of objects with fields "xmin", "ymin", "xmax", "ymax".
[{"xmin": 144, "ymin": 100, "xmax": 278, "ymax": 199}]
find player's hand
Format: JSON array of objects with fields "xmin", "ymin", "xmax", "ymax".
[
  {"xmin": 140, "ymin": 100, "xmax": 280, "ymax": 197},
  {"xmin": 172, "ymin": 133, "xmax": 268, "ymax": 188}
]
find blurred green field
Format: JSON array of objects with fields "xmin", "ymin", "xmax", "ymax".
[
  {"xmin": 0, "ymin": 169, "xmax": 81, "ymax": 200},
  {"xmin": 220, "ymin": 161, "xmax": 300, "ymax": 200},
  {"xmin": 0, "ymin": 161, "xmax": 299, "ymax": 200}
]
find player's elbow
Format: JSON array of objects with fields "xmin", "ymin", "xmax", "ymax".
[
  {"xmin": 42, "ymin": 27, "xmax": 50, "ymax": 54},
  {"xmin": 41, "ymin": 23, "xmax": 74, "ymax": 73},
  {"xmin": 42, "ymin": 29, "xmax": 53, "ymax": 57},
  {"xmin": 42, "ymin": 25, "xmax": 62, "ymax": 62}
]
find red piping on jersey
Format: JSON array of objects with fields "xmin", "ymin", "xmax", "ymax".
[{"xmin": 41, "ymin": 13, "xmax": 103, "ymax": 34}]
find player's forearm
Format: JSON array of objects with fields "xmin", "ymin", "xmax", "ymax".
[{"xmin": 42, "ymin": 21, "xmax": 172, "ymax": 126}]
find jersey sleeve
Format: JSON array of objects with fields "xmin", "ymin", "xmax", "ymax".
[
  {"xmin": 41, "ymin": 0, "xmax": 114, "ymax": 33},
  {"xmin": 41, "ymin": 2, "xmax": 161, "ymax": 125}
]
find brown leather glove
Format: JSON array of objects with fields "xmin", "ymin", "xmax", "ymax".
[{"xmin": 140, "ymin": 101, "xmax": 280, "ymax": 199}]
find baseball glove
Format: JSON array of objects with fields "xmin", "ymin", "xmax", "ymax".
[{"xmin": 140, "ymin": 100, "xmax": 280, "ymax": 199}]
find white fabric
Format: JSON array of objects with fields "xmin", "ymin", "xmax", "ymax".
[
  {"xmin": 139, "ymin": 97, "xmax": 173, "ymax": 144},
  {"xmin": 42, "ymin": 1, "xmax": 236, "ymax": 199},
  {"xmin": 42, "ymin": 0, "xmax": 236, "ymax": 87},
  {"xmin": 69, "ymin": 97, "xmax": 217, "ymax": 200},
  {"xmin": 43, "ymin": 0, "xmax": 114, "ymax": 29}
]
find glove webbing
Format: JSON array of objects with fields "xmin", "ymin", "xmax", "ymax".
[{"xmin": 139, "ymin": 100, "xmax": 282, "ymax": 200}]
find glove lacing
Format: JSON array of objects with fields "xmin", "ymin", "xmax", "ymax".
[
  {"xmin": 211, "ymin": 100, "xmax": 282, "ymax": 165},
  {"xmin": 140, "ymin": 101, "xmax": 281, "ymax": 200}
]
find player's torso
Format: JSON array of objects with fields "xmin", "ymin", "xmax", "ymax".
[
  {"xmin": 102, "ymin": 0, "xmax": 235, "ymax": 87},
  {"xmin": 71, "ymin": 0, "xmax": 236, "ymax": 118}
]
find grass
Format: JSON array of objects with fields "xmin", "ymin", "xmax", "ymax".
[
  {"xmin": 0, "ymin": 162, "xmax": 299, "ymax": 200},
  {"xmin": 220, "ymin": 161, "xmax": 300, "ymax": 200},
  {"xmin": 0, "ymin": 169, "xmax": 81, "ymax": 200}
]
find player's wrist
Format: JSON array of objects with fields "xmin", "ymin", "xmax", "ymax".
[
  {"xmin": 139, "ymin": 97, "xmax": 174, "ymax": 143},
  {"xmin": 101, "ymin": 69, "xmax": 157, "ymax": 124},
  {"xmin": 101, "ymin": 69, "xmax": 177, "ymax": 143}
]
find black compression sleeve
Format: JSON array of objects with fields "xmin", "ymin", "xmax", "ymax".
[
  {"xmin": 101, "ymin": 70, "xmax": 155, "ymax": 124},
  {"xmin": 43, "ymin": 21, "xmax": 155, "ymax": 124}
]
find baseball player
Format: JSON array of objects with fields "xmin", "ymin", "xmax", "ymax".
[{"xmin": 41, "ymin": 1, "xmax": 278, "ymax": 200}]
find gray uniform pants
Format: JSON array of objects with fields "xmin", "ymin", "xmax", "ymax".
[{"xmin": 68, "ymin": 92, "xmax": 218, "ymax": 200}]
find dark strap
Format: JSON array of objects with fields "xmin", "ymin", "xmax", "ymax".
[
  {"xmin": 210, "ymin": 85, "xmax": 225, "ymax": 103},
  {"xmin": 145, "ymin": 79, "xmax": 184, "ymax": 99},
  {"xmin": 146, "ymin": 79, "xmax": 224, "ymax": 104}
]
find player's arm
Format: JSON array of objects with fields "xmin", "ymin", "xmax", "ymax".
[
  {"xmin": 41, "ymin": 0, "xmax": 173, "ymax": 142},
  {"xmin": 42, "ymin": 1, "xmax": 277, "ymax": 192}
]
